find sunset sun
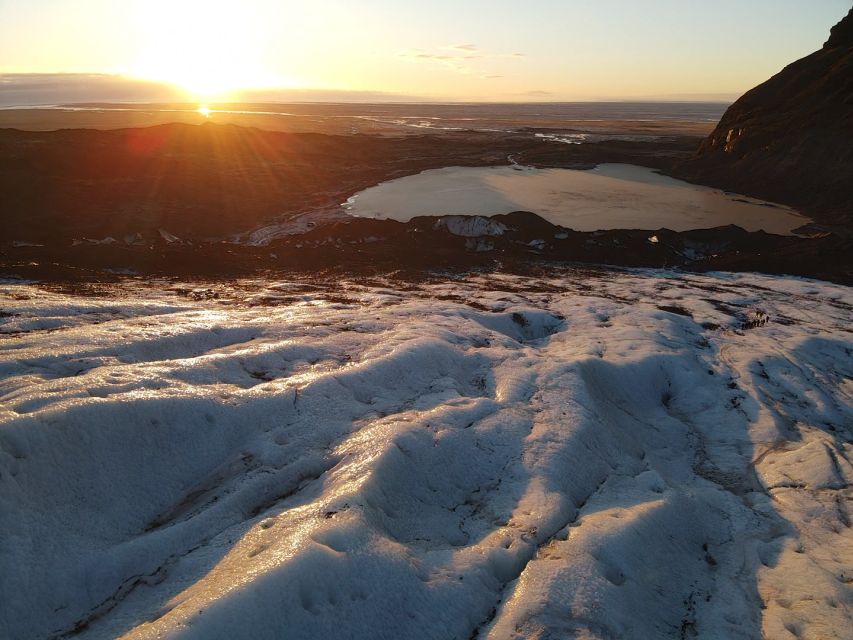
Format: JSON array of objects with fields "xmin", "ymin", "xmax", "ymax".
[{"xmin": 129, "ymin": 0, "xmax": 289, "ymax": 99}]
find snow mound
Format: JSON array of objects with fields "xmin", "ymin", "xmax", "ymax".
[
  {"xmin": 433, "ymin": 216, "xmax": 508, "ymax": 237},
  {"xmin": 0, "ymin": 270, "xmax": 850, "ymax": 640}
]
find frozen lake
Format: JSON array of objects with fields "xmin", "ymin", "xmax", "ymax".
[{"xmin": 344, "ymin": 163, "xmax": 811, "ymax": 234}]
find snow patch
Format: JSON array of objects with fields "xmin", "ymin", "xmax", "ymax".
[{"xmin": 433, "ymin": 216, "xmax": 508, "ymax": 237}]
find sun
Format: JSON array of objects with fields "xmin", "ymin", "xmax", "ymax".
[
  {"xmin": 129, "ymin": 0, "xmax": 292, "ymax": 100},
  {"xmin": 197, "ymin": 104, "xmax": 211, "ymax": 118}
]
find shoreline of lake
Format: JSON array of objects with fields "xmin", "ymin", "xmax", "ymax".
[{"xmin": 344, "ymin": 163, "xmax": 811, "ymax": 235}]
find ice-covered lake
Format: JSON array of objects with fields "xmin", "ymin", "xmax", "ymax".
[{"xmin": 344, "ymin": 164, "xmax": 811, "ymax": 234}]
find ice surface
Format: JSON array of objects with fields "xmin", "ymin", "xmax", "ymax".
[{"xmin": 0, "ymin": 270, "xmax": 850, "ymax": 639}]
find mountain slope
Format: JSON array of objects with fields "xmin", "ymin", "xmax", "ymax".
[{"xmin": 675, "ymin": 8, "xmax": 853, "ymax": 230}]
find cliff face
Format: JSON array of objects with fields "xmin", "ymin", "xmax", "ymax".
[{"xmin": 676, "ymin": 8, "xmax": 853, "ymax": 229}]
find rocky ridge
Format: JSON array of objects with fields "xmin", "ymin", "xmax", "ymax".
[{"xmin": 675, "ymin": 8, "xmax": 853, "ymax": 231}]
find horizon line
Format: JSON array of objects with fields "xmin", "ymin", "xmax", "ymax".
[{"xmin": 0, "ymin": 98, "xmax": 736, "ymax": 109}]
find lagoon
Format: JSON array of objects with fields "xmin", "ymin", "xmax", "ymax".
[{"xmin": 344, "ymin": 164, "xmax": 809, "ymax": 234}]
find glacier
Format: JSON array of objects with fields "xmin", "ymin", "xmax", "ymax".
[{"xmin": 0, "ymin": 268, "xmax": 850, "ymax": 640}]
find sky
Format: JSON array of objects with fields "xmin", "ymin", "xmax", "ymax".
[{"xmin": 0, "ymin": 0, "xmax": 850, "ymax": 103}]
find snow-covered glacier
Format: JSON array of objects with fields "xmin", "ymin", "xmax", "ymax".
[{"xmin": 0, "ymin": 269, "xmax": 850, "ymax": 640}]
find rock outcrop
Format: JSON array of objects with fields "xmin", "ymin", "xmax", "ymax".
[{"xmin": 675, "ymin": 8, "xmax": 853, "ymax": 230}]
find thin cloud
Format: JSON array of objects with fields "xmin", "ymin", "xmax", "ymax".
[
  {"xmin": 448, "ymin": 44, "xmax": 478, "ymax": 52},
  {"xmin": 517, "ymin": 90, "xmax": 554, "ymax": 97},
  {"xmin": 0, "ymin": 73, "xmax": 185, "ymax": 106},
  {"xmin": 399, "ymin": 45, "xmax": 526, "ymax": 76}
]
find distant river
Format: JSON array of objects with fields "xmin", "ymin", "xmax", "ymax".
[{"xmin": 343, "ymin": 164, "xmax": 810, "ymax": 234}]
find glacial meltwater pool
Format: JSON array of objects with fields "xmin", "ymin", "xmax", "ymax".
[{"xmin": 343, "ymin": 163, "xmax": 810, "ymax": 234}]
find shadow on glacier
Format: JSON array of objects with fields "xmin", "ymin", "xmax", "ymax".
[
  {"xmin": 747, "ymin": 336, "xmax": 853, "ymax": 447},
  {"xmin": 4, "ymin": 333, "xmax": 830, "ymax": 639},
  {"xmin": 0, "ymin": 325, "xmax": 261, "ymax": 382},
  {"xmin": 0, "ymin": 336, "xmax": 494, "ymax": 639},
  {"xmin": 356, "ymin": 399, "xmax": 532, "ymax": 549},
  {"xmin": 531, "ymin": 350, "xmax": 788, "ymax": 639},
  {"xmin": 140, "ymin": 349, "xmax": 794, "ymax": 640}
]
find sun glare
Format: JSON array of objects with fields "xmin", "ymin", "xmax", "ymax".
[
  {"xmin": 129, "ymin": 0, "xmax": 293, "ymax": 99},
  {"xmin": 197, "ymin": 104, "xmax": 211, "ymax": 118}
]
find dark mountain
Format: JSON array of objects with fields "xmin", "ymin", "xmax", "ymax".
[{"xmin": 675, "ymin": 7, "xmax": 853, "ymax": 231}]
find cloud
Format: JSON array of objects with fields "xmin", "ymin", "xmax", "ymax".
[
  {"xmin": 0, "ymin": 74, "xmax": 437, "ymax": 106},
  {"xmin": 516, "ymin": 90, "xmax": 555, "ymax": 97},
  {"xmin": 0, "ymin": 73, "xmax": 186, "ymax": 106},
  {"xmin": 399, "ymin": 45, "xmax": 525, "ymax": 76},
  {"xmin": 398, "ymin": 51, "xmax": 469, "ymax": 73},
  {"xmin": 234, "ymin": 87, "xmax": 430, "ymax": 103},
  {"xmin": 483, "ymin": 75, "xmax": 504, "ymax": 79}
]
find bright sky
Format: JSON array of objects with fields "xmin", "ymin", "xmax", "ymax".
[{"xmin": 0, "ymin": 0, "xmax": 849, "ymax": 101}]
